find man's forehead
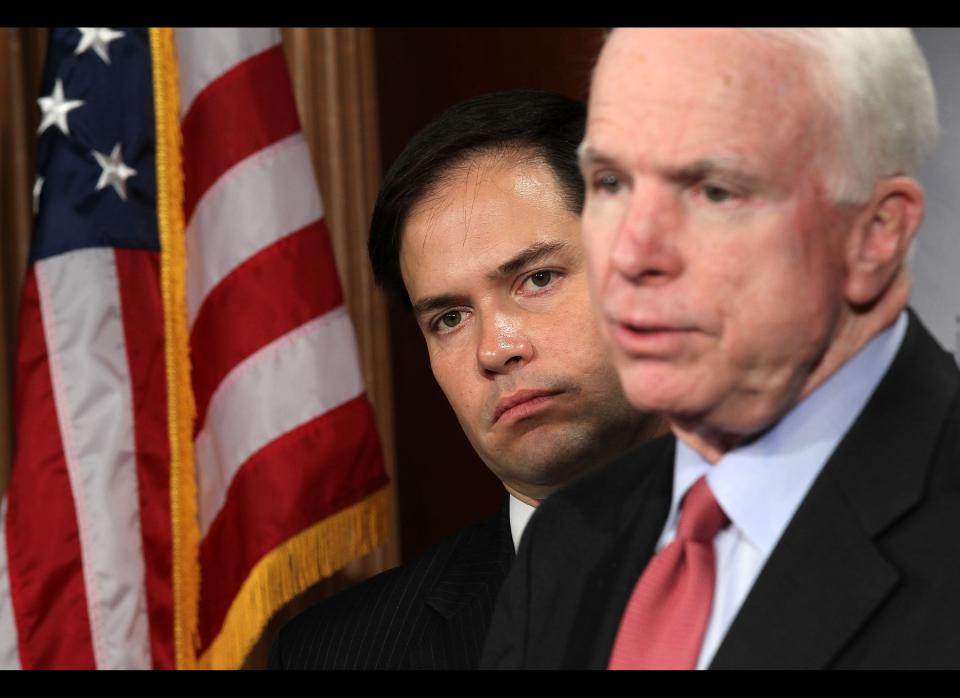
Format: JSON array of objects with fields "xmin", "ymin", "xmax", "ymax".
[
  {"xmin": 600, "ymin": 28, "xmax": 803, "ymax": 67},
  {"xmin": 585, "ymin": 29, "xmax": 825, "ymax": 170},
  {"xmin": 403, "ymin": 181, "xmax": 563, "ymax": 262},
  {"xmin": 594, "ymin": 29, "xmax": 817, "ymax": 107},
  {"xmin": 399, "ymin": 156, "xmax": 581, "ymax": 303}
]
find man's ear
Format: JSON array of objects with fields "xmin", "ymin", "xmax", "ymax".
[{"xmin": 844, "ymin": 176, "xmax": 925, "ymax": 306}]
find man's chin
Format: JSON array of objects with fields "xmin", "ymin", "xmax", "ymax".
[
  {"xmin": 618, "ymin": 365, "xmax": 700, "ymax": 414},
  {"xmin": 485, "ymin": 428, "xmax": 598, "ymax": 485}
]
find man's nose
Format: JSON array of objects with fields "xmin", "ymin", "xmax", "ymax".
[
  {"xmin": 610, "ymin": 184, "xmax": 684, "ymax": 284},
  {"xmin": 476, "ymin": 312, "xmax": 533, "ymax": 375}
]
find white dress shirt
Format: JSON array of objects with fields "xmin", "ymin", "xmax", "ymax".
[
  {"xmin": 508, "ymin": 495, "xmax": 536, "ymax": 553},
  {"xmin": 656, "ymin": 311, "xmax": 908, "ymax": 669}
]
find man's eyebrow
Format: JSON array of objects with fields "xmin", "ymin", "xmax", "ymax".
[
  {"xmin": 577, "ymin": 142, "xmax": 615, "ymax": 169},
  {"xmin": 410, "ymin": 241, "xmax": 571, "ymax": 318},
  {"xmin": 488, "ymin": 240, "xmax": 570, "ymax": 280},
  {"xmin": 411, "ymin": 293, "xmax": 469, "ymax": 319},
  {"xmin": 578, "ymin": 147, "xmax": 756, "ymax": 186},
  {"xmin": 667, "ymin": 157, "xmax": 746, "ymax": 183}
]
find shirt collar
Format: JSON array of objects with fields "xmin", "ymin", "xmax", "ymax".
[
  {"xmin": 671, "ymin": 311, "xmax": 908, "ymax": 556},
  {"xmin": 508, "ymin": 494, "xmax": 537, "ymax": 552}
]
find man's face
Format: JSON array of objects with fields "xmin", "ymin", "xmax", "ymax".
[
  {"xmin": 400, "ymin": 152, "xmax": 650, "ymax": 502},
  {"xmin": 580, "ymin": 29, "xmax": 858, "ymax": 439}
]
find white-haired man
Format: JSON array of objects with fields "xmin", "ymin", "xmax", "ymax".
[{"xmin": 482, "ymin": 28, "xmax": 960, "ymax": 669}]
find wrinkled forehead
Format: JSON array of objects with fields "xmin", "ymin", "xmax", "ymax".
[
  {"xmin": 596, "ymin": 28, "xmax": 819, "ymax": 97},
  {"xmin": 589, "ymin": 29, "xmax": 829, "ymax": 152}
]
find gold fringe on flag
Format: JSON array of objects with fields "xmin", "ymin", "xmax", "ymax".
[
  {"xmin": 149, "ymin": 27, "xmax": 201, "ymax": 671},
  {"xmin": 198, "ymin": 486, "xmax": 392, "ymax": 669}
]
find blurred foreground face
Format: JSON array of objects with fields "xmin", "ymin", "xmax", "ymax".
[
  {"xmin": 580, "ymin": 28, "xmax": 861, "ymax": 442},
  {"xmin": 400, "ymin": 152, "xmax": 650, "ymax": 503}
]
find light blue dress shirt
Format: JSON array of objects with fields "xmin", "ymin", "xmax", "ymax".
[{"xmin": 656, "ymin": 311, "xmax": 909, "ymax": 669}]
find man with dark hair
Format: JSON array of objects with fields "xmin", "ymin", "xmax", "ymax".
[{"xmin": 269, "ymin": 90, "xmax": 659, "ymax": 669}]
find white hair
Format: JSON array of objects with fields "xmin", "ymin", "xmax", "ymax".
[{"xmin": 749, "ymin": 28, "xmax": 939, "ymax": 204}]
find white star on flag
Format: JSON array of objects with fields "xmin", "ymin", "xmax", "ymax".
[
  {"xmin": 33, "ymin": 177, "xmax": 44, "ymax": 215},
  {"xmin": 37, "ymin": 78, "xmax": 84, "ymax": 136},
  {"xmin": 92, "ymin": 143, "xmax": 137, "ymax": 201},
  {"xmin": 74, "ymin": 27, "xmax": 125, "ymax": 64}
]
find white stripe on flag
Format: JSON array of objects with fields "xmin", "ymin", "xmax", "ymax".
[
  {"xmin": 0, "ymin": 498, "xmax": 22, "ymax": 669},
  {"xmin": 174, "ymin": 27, "xmax": 281, "ymax": 118},
  {"xmin": 35, "ymin": 249, "xmax": 151, "ymax": 670},
  {"xmin": 195, "ymin": 306, "xmax": 365, "ymax": 535},
  {"xmin": 185, "ymin": 132, "xmax": 324, "ymax": 326}
]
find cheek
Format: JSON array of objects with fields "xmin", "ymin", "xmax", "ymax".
[
  {"xmin": 560, "ymin": 274, "xmax": 609, "ymax": 332},
  {"xmin": 581, "ymin": 244, "xmax": 617, "ymax": 337},
  {"xmin": 708, "ymin": 227, "xmax": 838, "ymax": 367},
  {"xmin": 555, "ymin": 305, "xmax": 615, "ymax": 376},
  {"xmin": 582, "ymin": 207, "xmax": 619, "ymax": 285},
  {"xmin": 780, "ymin": 205, "xmax": 848, "ymax": 325},
  {"xmin": 787, "ymin": 184, "xmax": 851, "ymax": 294}
]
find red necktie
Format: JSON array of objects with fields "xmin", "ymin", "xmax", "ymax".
[{"xmin": 608, "ymin": 476, "xmax": 730, "ymax": 669}]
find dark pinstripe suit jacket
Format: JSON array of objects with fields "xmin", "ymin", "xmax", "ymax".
[{"xmin": 269, "ymin": 500, "xmax": 514, "ymax": 669}]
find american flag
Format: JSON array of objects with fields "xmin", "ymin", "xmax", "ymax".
[{"xmin": 0, "ymin": 27, "xmax": 390, "ymax": 669}]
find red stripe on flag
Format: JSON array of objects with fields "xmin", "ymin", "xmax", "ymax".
[
  {"xmin": 195, "ymin": 395, "xmax": 387, "ymax": 650},
  {"xmin": 114, "ymin": 249, "xmax": 174, "ymax": 670},
  {"xmin": 190, "ymin": 220, "xmax": 344, "ymax": 432},
  {"xmin": 180, "ymin": 45, "xmax": 301, "ymax": 223},
  {"xmin": 4, "ymin": 269, "xmax": 95, "ymax": 669}
]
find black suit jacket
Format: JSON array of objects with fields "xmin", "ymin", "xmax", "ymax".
[
  {"xmin": 270, "ymin": 500, "xmax": 514, "ymax": 669},
  {"xmin": 482, "ymin": 313, "xmax": 960, "ymax": 669}
]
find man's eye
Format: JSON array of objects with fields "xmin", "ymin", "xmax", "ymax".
[
  {"xmin": 438, "ymin": 310, "xmax": 463, "ymax": 329},
  {"xmin": 529, "ymin": 270, "xmax": 553, "ymax": 288},
  {"xmin": 520, "ymin": 270, "xmax": 560, "ymax": 293},
  {"xmin": 594, "ymin": 173, "xmax": 622, "ymax": 194},
  {"xmin": 702, "ymin": 184, "xmax": 734, "ymax": 203},
  {"xmin": 429, "ymin": 307, "xmax": 474, "ymax": 335}
]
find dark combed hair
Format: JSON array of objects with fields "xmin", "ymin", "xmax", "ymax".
[{"xmin": 367, "ymin": 89, "xmax": 587, "ymax": 308}]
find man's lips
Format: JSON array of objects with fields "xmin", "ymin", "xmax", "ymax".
[
  {"xmin": 492, "ymin": 389, "xmax": 563, "ymax": 425},
  {"xmin": 611, "ymin": 320, "xmax": 697, "ymax": 355}
]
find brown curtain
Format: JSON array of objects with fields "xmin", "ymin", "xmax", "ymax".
[{"xmin": 0, "ymin": 27, "xmax": 398, "ymax": 666}]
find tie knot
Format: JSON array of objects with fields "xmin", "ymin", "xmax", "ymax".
[{"xmin": 676, "ymin": 476, "xmax": 729, "ymax": 542}]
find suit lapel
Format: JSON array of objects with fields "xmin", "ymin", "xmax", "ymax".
[
  {"xmin": 562, "ymin": 439, "xmax": 676, "ymax": 668},
  {"xmin": 423, "ymin": 498, "xmax": 513, "ymax": 620},
  {"xmin": 711, "ymin": 313, "xmax": 960, "ymax": 669},
  {"xmin": 709, "ymin": 473, "xmax": 899, "ymax": 668}
]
